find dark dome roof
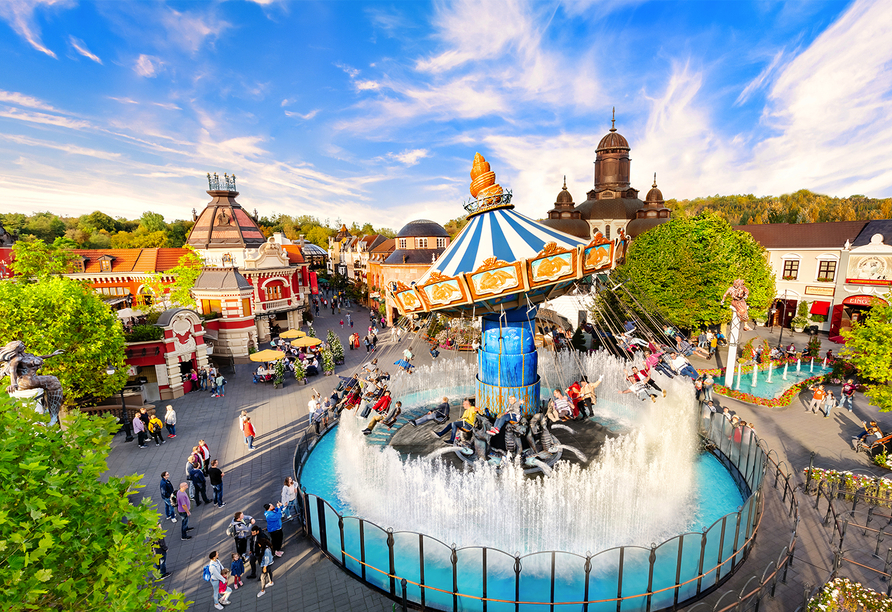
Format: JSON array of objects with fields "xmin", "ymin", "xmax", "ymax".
[
  {"xmin": 540, "ymin": 217, "xmax": 590, "ymax": 239},
  {"xmin": 301, "ymin": 243, "xmax": 327, "ymax": 256},
  {"xmin": 645, "ymin": 174, "xmax": 664, "ymax": 204},
  {"xmin": 626, "ymin": 216, "xmax": 670, "ymax": 238},
  {"xmin": 597, "ymin": 129, "xmax": 629, "ymax": 151},
  {"xmin": 555, "ymin": 177, "xmax": 574, "ymax": 206},
  {"xmin": 397, "ymin": 219, "xmax": 449, "ymax": 238},
  {"xmin": 576, "ymin": 195, "xmax": 634, "ymax": 221}
]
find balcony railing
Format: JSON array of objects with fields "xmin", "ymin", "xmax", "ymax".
[{"xmin": 257, "ymin": 298, "xmax": 291, "ymax": 312}]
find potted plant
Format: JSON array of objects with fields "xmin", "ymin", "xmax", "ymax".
[
  {"xmin": 307, "ymin": 325, "xmax": 316, "ymax": 338},
  {"xmin": 321, "ymin": 347, "xmax": 335, "ymax": 376},
  {"xmin": 293, "ymin": 359, "xmax": 307, "ymax": 385},
  {"xmin": 327, "ymin": 330, "xmax": 345, "ymax": 365},
  {"xmin": 791, "ymin": 301, "xmax": 809, "ymax": 332},
  {"xmin": 273, "ymin": 359, "xmax": 285, "ymax": 389}
]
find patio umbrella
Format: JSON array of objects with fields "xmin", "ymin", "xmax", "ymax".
[
  {"xmin": 280, "ymin": 329, "xmax": 306, "ymax": 339},
  {"xmin": 249, "ymin": 349, "xmax": 287, "ymax": 362},
  {"xmin": 292, "ymin": 336, "xmax": 323, "ymax": 348}
]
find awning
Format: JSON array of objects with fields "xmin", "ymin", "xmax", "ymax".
[{"xmin": 810, "ymin": 301, "xmax": 831, "ymax": 316}]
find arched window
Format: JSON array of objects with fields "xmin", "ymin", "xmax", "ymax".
[{"xmin": 605, "ymin": 225, "xmax": 611, "ymax": 239}]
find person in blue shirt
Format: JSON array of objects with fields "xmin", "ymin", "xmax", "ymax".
[{"xmin": 263, "ymin": 502, "xmax": 285, "ymax": 557}]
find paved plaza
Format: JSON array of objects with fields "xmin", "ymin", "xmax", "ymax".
[{"xmin": 105, "ymin": 305, "xmax": 890, "ymax": 612}]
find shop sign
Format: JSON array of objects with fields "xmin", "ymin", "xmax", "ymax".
[
  {"xmin": 805, "ymin": 285, "xmax": 835, "ymax": 297},
  {"xmin": 845, "ymin": 278, "xmax": 891, "ymax": 286},
  {"xmin": 843, "ymin": 295, "xmax": 888, "ymax": 307}
]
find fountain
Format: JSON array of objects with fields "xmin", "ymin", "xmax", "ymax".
[
  {"xmin": 782, "ymin": 361, "xmax": 788, "ymax": 380},
  {"xmin": 295, "ymin": 154, "xmax": 765, "ymax": 611},
  {"xmin": 810, "ymin": 357, "xmax": 814, "ymax": 373},
  {"xmin": 751, "ymin": 363, "xmax": 758, "ymax": 387},
  {"xmin": 766, "ymin": 362, "xmax": 773, "ymax": 383},
  {"xmin": 797, "ymin": 358, "xmax": 801, "ymax": 372}
]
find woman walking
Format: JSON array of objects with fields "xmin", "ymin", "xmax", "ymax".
[
  {"xmin": 256, "ymin": 538, "xmax": 275, "ymax": 598},
  {"xmin": 281, "ymin": 477, "xmax": 299, "ymax": 522},
  {"xmin": 164, "ymin": 405, "xmax": 177, "ymax": 438}
]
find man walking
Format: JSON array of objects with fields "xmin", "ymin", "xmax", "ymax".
[
  {"xmin": 248, "ymin": 525, "xmax": 270, "ymax": 579},
  {"xmin": 808, "ymin": 384, "xmax": 826, "ymax": 414},
  {"xmin": 208, "ymin": 459, "xmax": 225, "ymax": 508},
  {"xmin": 842, "ymin": 379, "xmax": 857, "ymax": 412},
  {"xmin": 176, "ymin": 482, "xmax": 192, "ymax": 540},
  {"xmin": 160, "ymin": 472, "xmax": 177, "ymax": 523}
]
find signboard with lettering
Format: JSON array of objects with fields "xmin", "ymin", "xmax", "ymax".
[
  {"xmin": 846, "ymin": 254, "xmax": 891, "ymax": 285},
  {"xmin": 806, "ymin": 286, "xmax": 835, "ymax": 297},
  {"xmin": 843, "ymin": 295, "xmax": 888, "ymax": 307}
]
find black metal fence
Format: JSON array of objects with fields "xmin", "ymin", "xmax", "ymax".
[{"xmin": 294, "ymin": 410, "xmax": 797, "ymax": 611}]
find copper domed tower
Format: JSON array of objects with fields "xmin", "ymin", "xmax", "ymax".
[
  {"xmin": 627, "ymin": 173, "xmax": 672, "ymax": 238},
  {"xmin": 540, "ymin": 177, "xmax": 590, "ymax": 239},
  {"xmin": 186, "ymin": 173, "xmax": 265, "ymax": 250},
  {"xmin": 594, "ymin": 107, "xmax": 631, "ymax": 192}
]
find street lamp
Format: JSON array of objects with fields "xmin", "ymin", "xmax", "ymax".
[
  {"xmin": 106, "ymin": 364, "xmax": 133, "ymax": 442},
  {"xmin": 776, "ymin": 290, "xmax": 789, "ymax": 350}
]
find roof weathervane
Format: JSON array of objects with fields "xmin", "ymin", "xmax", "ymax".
[{"xmin": 207, "ymin": 172, "xmax": 238, "ymax": 192}]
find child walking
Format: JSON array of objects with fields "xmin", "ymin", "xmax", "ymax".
[
  {"xmin": 230, "ymin": 553, "xmax": 245, "ymax": 589},
  {"xmin": 218, "ymin": 568, "xmax": 232, "ymax": 604}
]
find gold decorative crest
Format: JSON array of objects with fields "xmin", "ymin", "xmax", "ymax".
[{"xmin": 474, "ymin": 257, "xmax": 511, "ymax": 273}]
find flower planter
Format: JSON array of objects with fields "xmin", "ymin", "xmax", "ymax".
[{"xmin": 793, "ymin": 326, "xmax": 804, "ymax": 333}]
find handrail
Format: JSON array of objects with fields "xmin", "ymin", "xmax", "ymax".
[{"xmin": 296, "ymin": 410, "xmax": 797, "ymax": 611}]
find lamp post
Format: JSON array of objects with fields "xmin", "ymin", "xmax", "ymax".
[
  {"xmin": 776, "ymin": 290, "xmax": 789, "ymax": 350},
  {"xmin": 106, "ymin": 364, "xmax": 133, "ymax": 442}
]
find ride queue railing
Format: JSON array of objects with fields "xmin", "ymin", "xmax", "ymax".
[{"xmin": 293, "ymin": 409, "xmax": 797, "ymax": 611}]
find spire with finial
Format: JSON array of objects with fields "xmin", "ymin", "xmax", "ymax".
[
  {"xmin": 562, "ymin": 175, "xmax": 567, "ymax": 189},
  {"xmin": 653, "ymin": 172, "xmax": 657, "ymax": 188},
  {"xmin": 610, "ymin": 106, "xmax": 616, "ymax": 132}
]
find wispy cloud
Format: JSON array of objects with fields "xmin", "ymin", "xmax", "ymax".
[
  {"xmin": 284, "ymin": 109, "xmax": 320, "ymax": 120},
  {"xmin": 134, "ymin": 54, "xmax": 163, "ymax": 78},
  {"xmin": 68, "ymin": 36, "xmax": 102, "ymax": 64},
  {"xmin": 388, "ymin": 148, "xmax": 429, "ymax": 166},
  {"xmin": 0, "ymin": 89, "xmax": 60, "ymax": 112},
  {"xmin": 152, "ymin": 102, "xmax": 181, "ymax": 111},
  {"xmin": 0, "ymin": 106, "xmax": 90, "ymax": 129},
  {"xmin": 0, "ymin": 134, "xmax": 121, "ymax": 160},
  {"xmin": 734, "ymin": 49, "xmax": 785, "ymax": 106},
  {"xmin": 0, "ymin": 0, "xmax": 73, "ymax": 58},
  {"xmin": 108, "ymin": 96, "xmax": 139, "ymax": 105}
]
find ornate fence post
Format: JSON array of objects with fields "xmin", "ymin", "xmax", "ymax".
[
  {"xmin": 401, "ymin": 578, "xmax": 409, "ymax": 612},
  {"xmin": 386, "ymin": 528, "xmax": 396, "ymax": 596},
  {"xmin": 514, "ymin": 552, "xmax": 522, "ymax": 612},
  {"xmin": 645, "ymin": 544, "xmax": 657, "ymax": 612},
  {"xmin": 451, "ymin": 544, "xmax": 459, "ymax": 612},
  {"xmin": 583, "ymin": 552, "xmax": 592, "ymax": 612},
  {"xmin": 804, "ymin": 451, "xmax": 815, "ymax": 491}
]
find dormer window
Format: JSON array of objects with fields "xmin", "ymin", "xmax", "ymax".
[
  {"xmin": 416, "ymin": 238, "xmax": 428, "ymax": 249},
  {"xmin": 398, "ymin": 239, "xmax": 407, "ymax": 249},
  {"xmin": 98, "ymin": 255, "xmax": 114, "ymax": 272},
  {"xmin": 74, "ymin": 257, "xmax": 86, "ymax": 273}
]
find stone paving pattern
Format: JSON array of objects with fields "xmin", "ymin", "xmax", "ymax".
[{"xmin": 105, "ymin": 305, "xmax": 891, "ymax": 612}]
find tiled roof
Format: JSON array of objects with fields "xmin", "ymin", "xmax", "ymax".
[
  {"xmin": 370, "ymin": 238, "xmax": 395, "ymax": 254},
  {"xmin": 384, "ymin": 248, "xmax": 445, "ymax": 265},
  {"xmin": 282, "ymin": 245, "xmax": 305, "ymax": 264},
  {"xmin": 853, "ymin": 220, "xmax": 892, "ymax": 246},
  {"xmin": 734, "ymin": 222, "xmax": 869, "ymax": 249},
  {"xmin": 74, "ymin": 248, "xmax": 191, "ymax": 274}
]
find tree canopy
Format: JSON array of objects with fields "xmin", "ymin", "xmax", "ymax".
[
  {"xmin": 9, "ymin": 236, "xmax": 78, "ymax": 278},
  {"xmin": 667, "ymin": 189, "xmax": 892, "ymax": 226},
  {"xmin": 0, "ymin": 397, "xmax": 188, "ymax": 611},
  {"xmin": 841, "ymin": 294, "xmax": 892, "ymax": 412},
  {"xmin": 613, "ymin": 212, "xmax": 775, "ymax": 330},
  {"xmin": 143, "ymin": 247, "xmax": 204, "ymax": 311},
  {"xmin": 0, "ymin": 276, "xmax": 127, "ymax": 406},
  {"xmin": 0, "ymin": 211, "xmax": 192, "ymax": 249}
]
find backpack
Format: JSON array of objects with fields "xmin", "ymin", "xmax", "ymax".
[
  {"xmin": 202, "ymin": 564, "xmax": 212, "ymax": 582},
  {"xmin": 226, "ymin": 522, "xmax": 238, "ymax": 538}
]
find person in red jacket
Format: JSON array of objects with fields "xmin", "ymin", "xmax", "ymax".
[{"xmin": 242, "ymin": 417, "xmax": 256, "ymax": 450}]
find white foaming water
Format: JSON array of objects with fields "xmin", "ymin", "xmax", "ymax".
[{"xmin": 333, "ymin": 351, "xmax": 700, "ymax": 556}]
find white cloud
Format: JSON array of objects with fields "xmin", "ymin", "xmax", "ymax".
[
  {"xmin": 0, "ymin": 106, "xmax": 90, "ymax": 130},
  {"xmin": 0, "ymin": 0, "xmax": 73, "ymax": 58},
  {"xmin": 0, "ymin": 134, "xmax": 121, "ymax": 160},
  {"xmin": 69, "ymin": 36, "xmax": 102, "ymax": 64},
  {"xmin": 160, "ymin": 7, "xmax": 230, "ymax": 53},
  {"xmin": 355, "ymin": 80, "xmax": 381, "ymax": 91},
  {"xmin": 152, "ymin": 102, "xmax": 181, "ymax": 111},
  {"xmin": 388, "ymin": 148, "xmax": 429, "ymax": 166},
  {"xmin": 108, "ymin": 96, "xmax": 139, "ymax": 105},
  {"xmin": 734, "ymin": 49, "xmax": 784, "ymax": 107},
  {"xmin": 134, "ymin": 54, "xmax": 163, "ymax": 78},
  {"xmin": 0, "ymin": 89, "xmax": 59, "ymax": 112},
  {"xmin": 284, "ymin": 109, "xmax": 320, "ymax": 120}
]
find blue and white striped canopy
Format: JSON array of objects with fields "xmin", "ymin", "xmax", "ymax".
[{"xmin": 418, "ymin": 207, "xmax": 589, "ymax": 284}]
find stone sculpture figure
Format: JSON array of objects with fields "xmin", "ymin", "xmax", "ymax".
[
  {"xmin": 0, "ymin": 341, "xmax": 64, "ymax": 425},
  {"xmin": 721, "ymin": 278, "xmax": 753, "ymax": 331}
]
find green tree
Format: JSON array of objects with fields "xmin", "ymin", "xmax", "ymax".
[
  {"xmin": 139, "ymin": 211, "xmax": 167, "ymax": 233},
  {"xmin": 21, "ymin": 212, "xmax": 66, "ymax": 242},
  {"xmin": 0, "ymin": 396, "xmax": 188, "ymax": 611},
  {"xmin": 9, "ymin": 236, "xmax": 77, "ymax": 278},
  {"xmin": 144, "ymin": 247, "xmax": 203, "ymax": 310},
  {"xmin": 0, "ymin": 276, "xmax": 127, "ymax": 406},
  {"xmin": 841, "ymin": 294, "xmax": 892, "ymax": 412},
  {"xmin": 614, "ymin": 212, "xmax": 775, "ymax": 330},
  {"xmin": 306, "ymin": 226, "xmax": 329, "ymax": 247}
]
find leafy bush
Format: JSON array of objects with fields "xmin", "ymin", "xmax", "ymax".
[
  {"xmin": 806, "ymin": 577, "xmax": 892, "ymax": 611},
  {"xmin": 327, "ymin": 330, "xmax": 344, "ymax": 363},
  {"xmin": 307, "ymin": 325, "xmax": 316, "ymax": 338},
  {"xmin": 321, "ymin": 347, "xmax": 334, "ymax": 373},
  {"xmin": 293, "ymin": 359, "xmax": 306, "ymax": 381},
  {"xmin": 0, "ymin": 396, "xmax": 188, "ymax": 611},
  {"xmin": 124, "ymin": 324, "xmax": 163, "ymax": 343}
]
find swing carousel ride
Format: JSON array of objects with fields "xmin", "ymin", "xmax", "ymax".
[{"xmin": 296, "ymin": 153, "xmax": 763, "ymax": 612}]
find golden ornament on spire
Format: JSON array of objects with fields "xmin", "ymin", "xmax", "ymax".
[{"xmin": 469, "ymin": 152, "xmax": 504, "ymax": 205}]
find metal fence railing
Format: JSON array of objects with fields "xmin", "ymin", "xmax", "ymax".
[{"xmin": 294, "ymin": 409, "xmax": 798, "ymax": 612}]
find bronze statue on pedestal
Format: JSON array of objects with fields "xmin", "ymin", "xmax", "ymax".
[{"xmin": 0, "ymin": 341, "xmax": 65, "ymax": 425}]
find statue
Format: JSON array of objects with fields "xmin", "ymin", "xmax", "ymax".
[
  {"xmin": 0, "ymin": 341, "xmax": 65, "ymax": 425},
  {"xmin": 721, "ymin": 279, "xmax": 752, "ymax": 331}
]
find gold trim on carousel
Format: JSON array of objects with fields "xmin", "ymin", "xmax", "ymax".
[{"xmin": 527, "ymin": 248, "xmax": 579, "ymax": 289}]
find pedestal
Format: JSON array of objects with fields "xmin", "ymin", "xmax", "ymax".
[
  {"xmin": 476, "ymin": 308, "xmax": 541, "ymax": 416},
  {"xmin": 724, "ymin": 311, "xmax": 742, "ymax": 388}
]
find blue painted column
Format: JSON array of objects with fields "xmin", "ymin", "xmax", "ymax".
[{"xmin": 475, "ymin": 307, "xmax": 541, "ymax": 416}]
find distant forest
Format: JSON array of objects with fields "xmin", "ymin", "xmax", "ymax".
[{"xmin": 666, "ymin": 189, "xmax": 892, "ymax": 225}]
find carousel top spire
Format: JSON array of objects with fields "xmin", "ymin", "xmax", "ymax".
[{"xmin": 463, "ymin": 153, "xmax": 513, "ymax": 218}]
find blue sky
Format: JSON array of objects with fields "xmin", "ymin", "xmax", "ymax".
[{"xmin": 1, "ymin": 0, "xmax": 889, "ymax": 230}]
